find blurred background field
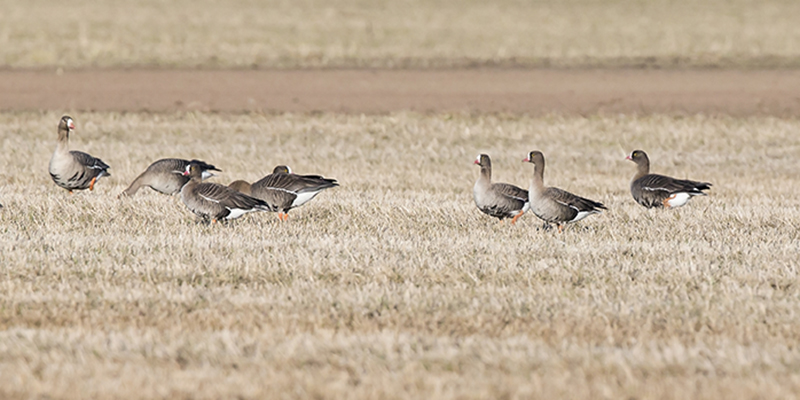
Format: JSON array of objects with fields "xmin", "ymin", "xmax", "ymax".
[
  {"xmin": 2, "ymin": 0, "xmax": 800, "ymax": 69},
  {"xmin": 1, "ymin": 112, "xmax": 799, "ymax": 398}
]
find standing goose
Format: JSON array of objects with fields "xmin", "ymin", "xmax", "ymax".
[
  {"xmin": 523, "ymin": 151, "xmax": 606, "ymax": 232},
  {"xmin": 626, "ymin": 150, "xmax": 711, "ymax": 208},
  {"xmin": 49, "ymin": 115, "xmax": 110, "ymax": 193},
  {"xmin": 120, "ymin": 158, "xmax": 220, "ymax": 197},
  {"xmin": 226, "ymin": 178, "xmax": 296, "ymax": 221},
  {"xmin": 180, "ymin": 162, "xmax": 274, "ymax": 222},
  {"xmin": 472, "ymin": 154, "xmax": 529, "ymax": 224},
  {"xmin": 229, "ymin": 165, "xmax": 339, "ymax": 221}
]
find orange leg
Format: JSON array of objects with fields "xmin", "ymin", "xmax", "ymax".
[
  {"xmin": 89, "ymin": 177, "xmax": 98, "ymax": 191},
  {"xmin": 557, "ymin": 224, "xmax": 564, "ymax": 233},
  {"xmin": 277, "ymin": 212, "xmax": 286, "ymax": 221},
  {"xmin": 282, "ymin": 213, "xmax": 289, "ymax": 221},
  {"xmin": 511, "ymin": 212, "xmax": 524, "ymax": 225},
  {"xmin": 211, "ymin": 219, "xmax": 218, "ymax": 224},
  {"xmin": 68, "ymin": 190, "xmax": 73, "ymax": 195}
]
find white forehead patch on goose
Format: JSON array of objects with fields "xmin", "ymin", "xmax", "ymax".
[
  {"xmin": 66, "ymin": 118, "xmax": 74, "ymax": 129},
  {"xmin": 475, "ymin": 154, "xmax": 482, "ymax": 163}
]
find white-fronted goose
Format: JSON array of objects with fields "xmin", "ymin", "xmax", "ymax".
[
  {"xmin": 48, "ymin": 116, "xmax": 110, "ymax": 194},
  {"xmin": 226, "ymin": 178, "xmax": 295, "ymax": 221},
  {"xmin": 120, "ymin": 158, "xmax": 220, "ymax": 197},
  {"xmin": 473, "ymin": 154, "xmax": 529, "ymax": 224},
  {"xmin": 523, "ymin": 151, "xmax": 606, "ymax": 232},
  {"xmin": 230, "ymin": 165, "xmax": 339, "ymax": 221},
  {"xmin": 181, "ymin": 162, "xmax": 274, "ymax": 222},
  {"xmin": 626, "ymin": 150, "xmax": 712, "ymax": 208}
]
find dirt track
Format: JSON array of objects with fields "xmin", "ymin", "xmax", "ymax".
[{"xmin": 2, "ymin": 69, "xmax": 799, "ymax": 115}]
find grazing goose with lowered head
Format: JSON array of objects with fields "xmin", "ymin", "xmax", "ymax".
[
  {"xmin": 120, "ymin": 158, "xmax": 220, "ymax": 197},
  {"xmin": 473, "ymin": 154, "xmax": 529, "ymax": 224},
  {"xmin": 523, "ymin": 151, "xmax": 606, "ymax": 232},
  {"xmin": 229, "ymin": 165, "xmax": 339, "ymax": 221},
  {"xmin": 626, "ymin": 150, "xmax": 711, "ymax": 208},
  {"xmin": 181, "ymin": 162, "xmax": 274, "ymax": 222},
  {"xmin": 49, "ymin": 116, "xmax": 110, "ymax": 194}
]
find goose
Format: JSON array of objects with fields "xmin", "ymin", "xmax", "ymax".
[
  {"xmin": 523, "ymin": 151, "xmax": 606, "ymax": 232},
  {"xmin": 48, "ymin": 116, "xmax": 110, "ymax": 194},
  {"xmin": 229, "ymin": 165, "xmax": 338, "ymax": 221},
  {"xmin": 626, "ymin": 150, "xmax": 711, "ymax": 208},
  {"xmin": 120, "ymin": 158, "xmax": 220, "ymax": 197},
  {"xmin": 180, "ymin": 162, "xmax": 274, "ymax": 222},
  {"xmin": 472, "ymin": 154, "xmax": 529, "ymax": 224}
]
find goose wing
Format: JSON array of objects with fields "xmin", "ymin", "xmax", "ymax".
[
  {"xmin": 195, "ymin": 182, "xmax": 274, "ymax": 212},
  {"xmin": 545, "ymin": 187, "xmax": 606, "ymax": 213},
  {"xmin": 637, "ymin": 174, "xmax": 711, "ymax": 194},
  {"xmin": 70, "ymin": 151, "xmax": 110, "ymax": 172},
  {"xmin": 255, "ymin": 172, "xmax": 338, "ymax": 193}
]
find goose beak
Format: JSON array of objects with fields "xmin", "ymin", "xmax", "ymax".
[
  {"xmin": 625, "ymin": 155, "xmax": 632, "ymax": 161},
  {"xmin": 182, "ymin": 170, "xmax": 190, "ymax": 176},
  {"xmin": 473, "ymin": 160, "xmax": 480, "ymax": 165},
  {"xmin": 522, "ymin": 157, "xmax": 530, "ymax": 162},
  {"xmin": 68, "ymin": 122, "xmax": 75, "ymax": 130}
]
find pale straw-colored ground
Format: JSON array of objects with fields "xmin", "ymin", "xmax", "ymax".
[
  {"xmin": 0, "ymin": 112, "xmax": 798, "ymax": 398},
  {"xmin": 2, "ymin": 0, "xmax": 800, "ymax": 68}
]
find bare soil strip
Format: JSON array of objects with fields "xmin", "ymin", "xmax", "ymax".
[{"xmin": 2, "ymin": 69, "xmax": 800, "ymax": 115}]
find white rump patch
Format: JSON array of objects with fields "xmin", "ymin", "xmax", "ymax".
[
  {"xmin": 666, "ymin": 192, "xmax": 692, "ymax": 208},
  {"xmin": 224, "ymin": 208, "xmax": 253, "ymax": 220},
  {"xmin": 292, "ymin": 190, "xmax": 321, "ymax": 207},
  {"xmin": 570, "ymin": 210, "xmax": 599, "ymax": 222}
]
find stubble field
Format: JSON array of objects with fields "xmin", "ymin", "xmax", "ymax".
[
  {"xmin": 1, "ymin": 112, "xmax": 799, "ymax": 398},
  {"xmin": 3, "ymin": 0, "xmax": 800, "ymax": 397}
]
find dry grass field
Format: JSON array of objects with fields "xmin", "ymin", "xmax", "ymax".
[
  {"xmin": 1, "ymin": 111, "xmax": 799, "ymax": 398},
  {"xmin": 2, "ymin": 0, "xmax": 800, "ymax": 69}
]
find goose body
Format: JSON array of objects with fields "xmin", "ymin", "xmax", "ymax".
[
  {"xmin": 121, "ymin": 158, "xmax": 220, "ymax": 196},
  {"xmin": 229, "ymin": 165, "xmax": 338, "ymax": 221},
  {"xmin": 48, "ymin": 116, "xmax": 110, "ymax": 193},
  {"xmin": 524, "ymin": 151, "xmax": 606, "ymax": 232},
  {"xmin": 472, "ymin": 154, "xmax": 529, "ymax": 224},
  {"xmin": 228, "ymin": 180, "xmax": 252, "ymax": 195},
  {"xmin": 627, "ymin": 150, "xmax": 712, "ymax": 209},
  {"xmin": 180, "ymin": 163, "xmax": 273, "ymax": 222}
]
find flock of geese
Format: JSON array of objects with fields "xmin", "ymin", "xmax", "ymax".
[
  {"xmin": 48, "ymin": 116, "xmax": 339, "ymax": 223},
  {"xmin": 43, "ymin": 115, "xmax": 712, "ymax": 230},
  {"xmin": 474, "ymin": 150, "xmax": 711, "ymax": 232}
]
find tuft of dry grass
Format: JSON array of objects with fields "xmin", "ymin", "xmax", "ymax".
[
  {"xmin": 2, "ymin": 0, "xmax": 800, "ymax": 69},
  {"xmin": 1, "ymin": 111, "xmax": 799, "ymax": 399}
]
